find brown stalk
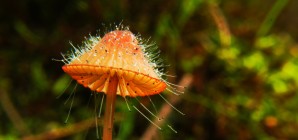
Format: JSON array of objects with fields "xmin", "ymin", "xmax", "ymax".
[
  {"xmin": 103, "ymin": 74, "xmax": 119, "ymax": 140},
  {"xmin": 141, "ymin": 74, "xmax": 193, "ymax": 140},
  {"xmin": 22, "ymin": 113, "xmax": 122, "ymax": 140},
  {"xmin": 208, "ymin": 2, "xmax": 231, "ymax": 47},
  {"xmin": 0, "ymin": 89, "xmax": 30, "ymax": 136}
]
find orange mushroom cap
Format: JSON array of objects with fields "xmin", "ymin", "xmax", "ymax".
[{"xmin": 62, "ymin": 30, "xmax": 167, "ymax": 97}]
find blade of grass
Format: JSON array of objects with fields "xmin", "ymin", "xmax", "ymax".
[{"xmin": 256, "ymin": 0, "xmax": 289, "ymax": 37}]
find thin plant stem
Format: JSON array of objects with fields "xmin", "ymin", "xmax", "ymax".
[
  {"xmin": 0, "ymin": 89, "xmax": 30, "ymax": 136},
  {"xmin": 256, "ymin": 0, "xmax": 289, "ymax": 37},
  {"xmin": 141, "ymin": 74, "xmax": 193, "ymax": 140},
  {"xmin": 103, "ymin": 74, "xmax": 118, "ymax": 140}
]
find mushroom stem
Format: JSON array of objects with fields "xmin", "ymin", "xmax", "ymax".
[{"xmin": 103, "ymin": 74, "xmax": 118, "ymax": 140}]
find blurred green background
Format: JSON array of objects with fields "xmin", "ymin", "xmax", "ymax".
[{"xmin": 1, "ymin": 0, "xmax": 298, "ymax": 139}]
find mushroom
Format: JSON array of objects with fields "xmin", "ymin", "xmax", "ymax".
[{"xmin": 62, "ymin": 28, "xmax": 167, "ymax": 140}]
